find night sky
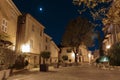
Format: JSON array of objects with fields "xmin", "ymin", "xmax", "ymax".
[{"xmin": 13, "ymin": 0, "xmax": 80, "ymax": 45}]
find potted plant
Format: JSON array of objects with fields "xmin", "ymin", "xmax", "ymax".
[
  {"xmin": 0, "ymin": 47, "xmax": 16, "ymax": 79},
  {"xmin": 62, "ymin": 55, "xmax": 68, "ymax": 67},
  {"xmin": 40, "ymin": 51, "xmax": 51, "ymax": 72}
]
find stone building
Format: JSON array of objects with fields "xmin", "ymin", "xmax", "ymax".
[
  {"xmin": 50, "ymin": 41, "xmax": 59, "ymax": 64},
  {"xmin": 16, "ymin": 14, "xmax": 45, "ymax": 68},
  {"xmin": 102, "ymin": 0, "xmax": 120, "ymax": 55},
  {"xmin": 78, "ymin": 43, "xmax": 89, "ymax": 63},
  {"xmin": 0, "ymin": 0, "xmax": 21, "ymax": 50},
  {"xmin": 41, "ymin": 33, "xmax": 59, "ymax": 64},
  {"xmin": 60, "ymin": 47, "xmax": 75, "ymax": 63}
]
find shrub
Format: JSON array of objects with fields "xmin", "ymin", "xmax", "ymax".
[
  {"xmin": 0, "ymin": 48, "xmax": 16, "ymax": 70},
  {"xmin": 108, "ymin": 42, "xmax": 120, "ymax": 66},
  {"xmin": 40, "ymin": 51, "xmax": 51, "ymax": 64},
  {"xmin": 13, "ymin": 55, "xmax": 28, "ymax": 69},
  {"xmin": 62, "ymin": 55, "xmax": 68, "ymax": 61}
]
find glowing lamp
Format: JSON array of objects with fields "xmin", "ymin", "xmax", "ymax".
[
  {"xmin": 106, "ymin": 45, "xmax": 111, "ymax": 49},
  {"xmin": 21, "ymin": 44, "xmax": 30, "ymax": 53},
  {"xmin": 99, "ymin": 56, "xmax": 109, "ymax": 62},
  {"xmin": 71, "ymin": 53, "xmax": 75, "ymax": 58}
]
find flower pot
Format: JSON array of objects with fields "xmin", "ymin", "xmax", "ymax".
[
  {"xmin": 5, "ymin": 69, "xmax": 11, "ymax": 79},
  {"xmin": 40, "ymin": 64, "xmax": 48, "ymax": 72},
  {"xmin": 0, "ymin": 70, "xmax": 4, "ymax": 80}
]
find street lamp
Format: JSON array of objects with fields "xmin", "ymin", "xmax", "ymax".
[
  {"xmin": 106, "ymin": 45, "xmax": 111, "ymax": 49},
  {"xmin": 106, "ymin": 44, "xmax": 111, "ymax": 55},
  {"xmin": 88, "ymin": 52, "xmax": 91, "ymax": 64}
]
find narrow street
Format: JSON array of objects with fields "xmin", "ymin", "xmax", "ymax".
[{"xmin": 8, "ymin": 64, "xmax": 120, "ymax": 80}]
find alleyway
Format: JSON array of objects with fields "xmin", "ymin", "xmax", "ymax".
[{"xmin": 8, "ymin": 64, "xmax": 120, "ymax": 80}]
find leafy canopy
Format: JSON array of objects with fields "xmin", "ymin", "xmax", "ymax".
[{"xmin": 61, "ymin": 17, "xmax": 94, "ymax": 47}]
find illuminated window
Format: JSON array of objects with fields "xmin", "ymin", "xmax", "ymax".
[{"xmin": 1, "ymin": 18, "xmax": 7, "ymax": 33}]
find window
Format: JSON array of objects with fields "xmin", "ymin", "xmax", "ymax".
[
  {"xmin": 66, "ymin": 49, "xmax": 72, "ymax": 53},
  {"xmin": 46, "ymin": 37, "xmax": 48, "ymax": 42},
  {"xmin": 45, "ymin": 46, "xmax": 47, "ymax": 50},
  {"xmin": 1, "ymin": 18, "xmax": 7, "ymax": 33},
  {"xmin": 32, "ymin": 24, "xmax": 34, "ymax": 32},
  {"xmin": 30, "ymin": 40, "xmax": 33, "ymax": 48},
  {"xmin": 40, "ymin": 30, "xmax": 42, "ymax": 36}
]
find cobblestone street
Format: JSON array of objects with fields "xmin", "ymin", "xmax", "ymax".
[{"xmin": 7, "ymin": 64, "xmax": 120, "ymax": 80}]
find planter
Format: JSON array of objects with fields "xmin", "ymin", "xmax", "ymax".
[
  {"xmin": 40, "ymin": 64, "xmax": 48, "ymax": 72},
  {"xmin": 0, "ymin": 69, "xmax": 11, "ymax": 80},
  {"xmin": 5, "ymin": 69, "xmax": 11, "ymax": 79},
  {"xmin": 0, "ymin": 70, "xmax": 4, "ymax": 80}
]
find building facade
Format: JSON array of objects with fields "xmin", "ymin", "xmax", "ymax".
[
  {"xmin": 40, "ymin": 33, "xmax": 60, "ymax": 65},
  {"xmin": 16, "ymin": 14, "xmax": 45, "ymax": 68},
  {"xmin": 60, "ymin": 47, "xmax": 75, "ymax": 63},
  {"xmin": 50, "ymin": 41, "xmax": 59, "ymax": 64},
  {"xmin": 0, "ymin": 0, "xmax": 60, "ymax": 69},
  {"xmin": 102, "ymin": 0, "xmax": 120, "ymax": 55},
  {"xmin": 42, "ymin": 33, "xmax": 52, "ymax": 52},
  {"xmin": 78, "ymin": 43, "xmax": 89, "ymax": 63},
  {"xmin": 0, "ymin": 0, "xmax": 21, "ymax": 50}
]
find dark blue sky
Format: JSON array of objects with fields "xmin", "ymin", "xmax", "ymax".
[{"xmin": 13, "ymin": 0, "xmax": 80, "ymax": 45}]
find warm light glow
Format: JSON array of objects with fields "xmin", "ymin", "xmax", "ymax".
[
  {"xmin": 106, "ymin": 45, "xmax": 111, "ymax": 49},
  {"xmin": 21, "ymin": 44, "xmax": 30, "ymax": 53},
  {"xmin": 71, "ymin": 52, "xmax": 75, "ymax": 58},
  {"xmin": 88, "ymin": 53, "xmax": 91, "ymax": 58},
  {"xmin": 12, "ymin": 46, "xmax": 15, "ymax": 51}
]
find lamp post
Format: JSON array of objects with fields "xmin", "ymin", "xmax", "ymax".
[
  {"xmin": 106, "ymin": 44, "xmax": 111, "ymax": 55},
  {"xmin": 88, "ymin": 53, "xmax": 91, "ymax": 64}
]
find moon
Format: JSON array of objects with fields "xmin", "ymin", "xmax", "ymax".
[{"xmin": 39, "ymin": 8, "xmax": 43, "ymax": 11}]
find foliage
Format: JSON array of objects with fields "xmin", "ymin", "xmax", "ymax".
[
  {"xmin": 40, "ymin": 51, "xmax": 51, "ymax": 64},
  {"xmin": 0, "ymin": 33, "xmax": 9, "ymax": 41},
  {"xmin": 62, "ymin": 55, "xmax": 68, "ymax": 61},
  {"xmin": 73, "ymin": 0, "xmax": 112, "ymax": 8},
  {"xmin": 13, "ymin": 55, "xmax": 28, "ymax": 69},
  {"xmin": 0, "ymin": 33, "xmax": 12, "ymax": 47},
  {"xmin": 61, "ymin": 17, "xmax": 94, "ymax": 47},
  {"xmin": 40, "ymin": 51, "xmax": 51, "ymax": 59},
  {"xmin": 0, "ymin": 48, "xmax": 16, "ymax": 70},
  {"xmin": 73, "ymin": 0, "xmax": 112, "ymax": 22},
  {"xmin": 108, "ymin": 42, "xmax": 120, "ymax": 66},
  {"xmin": 103, "ymin": 0, "xmax": 120, "ymax": 25}
]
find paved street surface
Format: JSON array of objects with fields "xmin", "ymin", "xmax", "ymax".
[{"xmin": 8, "ymin": 64, "xmax": 120, "ymax": 80}]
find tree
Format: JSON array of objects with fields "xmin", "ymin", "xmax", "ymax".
[
  {"xmin": 73, "ymin": 0, "xmax": 112, "ymax": 22},
  {"xmin": 103, "ymin": 0, "xmax": 120, "ymax": 25},
  {"xmin": 61, "ymin": 17, "xmax": 94, "ymax": 47},
  {"xmin": 108, "ymin": 42, "xmax": 120, "ymax": 66},
  {"xmin": 40, "ymin": 51, "xmax": 51, "ymax": 72},
  {"xmin": 61, "ymin": 17, "xmax": 94, "ymax": 62},
  {"xmin": 40, "ymin": 51, "xmax": 51, "ymax": 64},
  {"xmin": 73, "ymin": 0, "xmax": 112, "ymax": 55}
]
